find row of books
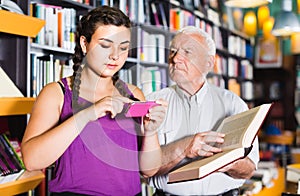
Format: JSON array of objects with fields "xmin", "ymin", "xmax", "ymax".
[
  {"xmin": 98, "ymin": 0, "xmax": 146, "ymax": 24},
  {"xmin": 213, "ymin": 56, "xmax": 253, "ymax": 80},
  {"xmin": 118, "ymin": 68, "xmax": 133, "ymax": 84},
  {"xmin": 29, "ymin": 53, "xmax": 74, "ymax": 97},
  {"xmin": 227, "ymin": 79, "xmax": 254, "ymax": 101},
  {"xmin": 140, "ymin": 30, "xmax": 165, "ymax": 64},
  {"xmin": 72, "ymin": 0, "xmax": 90, "ymax": 6},
  {"xmin": 140, "ymin": 67, "xmax": 168, "ymax": 96},
  {"xmin": 206, "ymin": 75, "xmax": 254, "ymax": 101},
  {"xmin": 206, "ymin": 75, "xmax": 226, "ymax": 89},
  {"xmin": 0, "ymin": 134, "xmax": 25, "ymax": 184},
  {"xmin": 149, "ymin": 1, "xmax": 253, "ymax": 59},
  {"xmin": 31, "ymin": 2, "xmax": 77, "ymax": 51}
]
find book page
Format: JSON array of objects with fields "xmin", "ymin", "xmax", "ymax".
[{"xmin": 215, "ymin": 106, "xmax": 262, "ymax": 150}]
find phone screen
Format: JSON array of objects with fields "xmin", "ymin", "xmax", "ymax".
[{"xmin": 124, "ymin": 101, "xmax": 160, "ymax": 117}]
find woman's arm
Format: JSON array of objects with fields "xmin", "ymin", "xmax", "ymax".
[
  {"xmin": 22, "ymin": 80, "xmax": 131, "ymax": 171},
  {"xmin": 21, "ymin": 82, "xmax": 91, "ymax": 171},
  {"xmin": 129, "ymin": 84, "xmax": 164, "ymax": 177}
]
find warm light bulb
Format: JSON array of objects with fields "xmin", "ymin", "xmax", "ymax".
[
  {"xmin": 258, "ymin": 5, "xmax": 270, "ymax": 29},
  {"xmin": 244, "ymin": 11, "xmax": 257, "ymax": 36},
  {"xmin": 291, "ymin": 33, "xmax": 300, "ymax": 54},
  {"xmin": 262, "ymin": 17, "xmax": 274, "ymax": 38}
]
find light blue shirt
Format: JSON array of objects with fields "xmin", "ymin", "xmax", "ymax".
[{"xmin": 146, "ymin": 81, "xmax": 259, "ymax": 195}]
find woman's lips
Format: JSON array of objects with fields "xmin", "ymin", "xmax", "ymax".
[{"xmin": 106, "ymin": 64, "xmax": 117, "ymax": 69}]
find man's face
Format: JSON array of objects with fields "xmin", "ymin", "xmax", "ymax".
[{"xmin": 168, "ymin": 33, "xmax": 212, "ymax": 84}]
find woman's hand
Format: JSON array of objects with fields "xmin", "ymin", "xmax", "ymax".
[
  {"xmin": 87, "ymin": 95, "xmax": 131, "ymax": 121},
  {"xmin": 143, "ymin": 99, "xmax": 168, "ymax": 134}
]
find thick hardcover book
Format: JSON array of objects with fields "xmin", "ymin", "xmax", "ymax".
[{"xmin": 168, "ymin": 103, "xmax": 272, "ymax": 183}]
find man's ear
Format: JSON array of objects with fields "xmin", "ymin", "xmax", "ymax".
[
  {"xmin": 80, "ymin": 36, "xmax": 87, "ymax": 54},
  {"xmin": 207, "ymin": 55, "xmax": 215, "ymax": 69}
]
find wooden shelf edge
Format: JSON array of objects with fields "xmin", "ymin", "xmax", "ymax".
[
  {"xmin": 0, "ymin": 97, "xmax": 36, "ymax": 116},
  {"xmin": 252, "ymin": 168, "xmax": 285, "ymax": 196},
  {"xmin": 0, "ymin": 170, "xmax": 45, "ymax": 195},
  {"xmin": 0, "ymin": 10, "xmax": 45, "ymax": 37}
]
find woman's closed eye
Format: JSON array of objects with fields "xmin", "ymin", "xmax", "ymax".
[
  {"xmin": 120, "ymin": 44, "xmax": 130, "ymax": 51},
  {"xmin": 100, "ymin": 43, "xmax": 111, "ymax": 49}
]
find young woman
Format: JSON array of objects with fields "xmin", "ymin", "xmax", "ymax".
[{"xmin": 21, "ymin": 6, "xmax": 166, "ymax": 196}]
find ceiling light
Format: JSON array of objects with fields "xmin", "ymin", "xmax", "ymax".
[
  {"xmin": 272, "ymin": 0, "xmax": 300, "ymax": 36},
  {"xmin": 225, "ymin": 0, "xmax": 272, "ymax": 8},
  {"xmin": 244, "ymin": 11, "xmax": 257, "ymax": 36}
]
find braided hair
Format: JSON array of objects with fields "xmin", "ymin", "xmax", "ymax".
[{"xmin": 72, "ymin": 6, "xmax": 131, "ymax": 110}]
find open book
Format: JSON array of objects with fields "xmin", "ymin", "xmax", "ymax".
[{"xmin": 168, "ymin": 103, "xmax": 272, "ymax": 183}]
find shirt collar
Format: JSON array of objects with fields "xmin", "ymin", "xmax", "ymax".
[{"xmin": 175, "ymin": 80, "xmax": 208, "ymax": 105}]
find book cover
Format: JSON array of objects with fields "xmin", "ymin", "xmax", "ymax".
[{"xmin": 168, "ymin": 103, "xmax": 272, "ymax": 183}]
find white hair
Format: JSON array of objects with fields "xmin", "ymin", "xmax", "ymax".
[{"xmin": 177, "ymin": 26, "xmax": 216, "ymax": 56}]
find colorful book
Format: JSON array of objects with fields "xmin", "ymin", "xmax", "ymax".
[{"xmin": 0, "ymin": 134, "xmax": 25, "ymax": 184}]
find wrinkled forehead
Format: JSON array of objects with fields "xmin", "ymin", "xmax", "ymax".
[{"xmin": 171, "ymin": 32, "xmax": 208, "ymax": 50}]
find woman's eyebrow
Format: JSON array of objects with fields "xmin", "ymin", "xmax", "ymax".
[
  {"xmin": 120, "ymin": 40, "xmax": 130, "ymax": 45},
  {"xmin": 99, "ymin": 38, "xmax": 113, "ymax": 43},
  {"xmin": 99, "ymin": 38, "xmax": 130, "ymax": 45}
]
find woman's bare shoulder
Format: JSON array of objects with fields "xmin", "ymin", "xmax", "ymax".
[{"xmin": 127, "ymin": 83, "xmax": 145, "ymax": 101}]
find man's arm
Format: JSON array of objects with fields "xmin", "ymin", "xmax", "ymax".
[
  {"xmin": 219, "ymin": 137, "xmax": 259, "ymax": 179},
  {"xmin": 157, "ymin": 131, "xmax": 225, "ymax": 175},
  {"xmin": 221, "ymin": 157, "xmax": 256, "ymax": 179}
]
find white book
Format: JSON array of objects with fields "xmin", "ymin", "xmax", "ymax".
[
  {"xmin": 0, "ymin": 66, "xmax": 23, "ymax": 97},
  {"xmin": 168, "ymin": 103, "xmax": 273, "ymax": 183}
]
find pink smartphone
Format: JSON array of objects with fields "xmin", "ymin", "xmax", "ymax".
[{"xmin": 124, "ymin": 101, "xmax": 160, "ymax": 117}]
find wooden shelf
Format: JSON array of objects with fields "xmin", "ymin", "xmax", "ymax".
[
  {"xmin": 253, "ymin": 168, "xmax": 285, "ymax": 196},
  {"xmin": 0, "ymin": 97, "xmax": 44, "ymax": 195},
  {"xmin": 0, "ymin": 10, "xmax": 45, "ymax": 37},
  {"xmin": 0, "ymin": 170, "xmax": 45, "ymax": 196},
  {"xmin": 0, "ymin": 97, "xmax": 35, "ymax": 116}
]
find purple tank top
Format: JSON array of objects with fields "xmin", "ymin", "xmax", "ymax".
[{"xmin": 49, "ymin": 78, "xmax": 141, "ymax": 195}]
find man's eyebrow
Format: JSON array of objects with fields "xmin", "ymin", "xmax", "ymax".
[{"xmin": 99, "ymin": 38, "xmax": 130, "ymax": 45}]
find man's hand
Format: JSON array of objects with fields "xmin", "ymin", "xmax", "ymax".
[
  {"xmin": 218, "ymin": 157, "xmax": 256, "ymax": 179},
  {"xmin": 185, "ymin": 131, "xmax": 225, "ymax": 158}
]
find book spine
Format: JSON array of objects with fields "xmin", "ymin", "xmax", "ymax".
[
  {"xmin": 0, "ymin": 135, "xmax": 23, "ymax": 171},
  {"xmin": 3, "ymin": 134, "xmax": 25, "ymax": 169},
  {"xmin": 150, "ymin": 3, "xmax": 160, "ymax": 27},
  {"xmin": 0, "ymin": 153, "xmax": 11, "ymax": 176},
  {"xmin": 0, "ymin": 140, "xmax": 17, "ymax": 174}
]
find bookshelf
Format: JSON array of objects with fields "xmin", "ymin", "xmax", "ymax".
[
  {"xmin": 0, "ymin": 170, "xmax": 45, "ymax": 196},
  {"xmin": 148, "ymin": 0, "xmax": 254, "ymax": 104},
  {"xmin": 0, "ymin": 0, "xmax": 255, "ymax": 195},
  {"xmin": 0, "ymin": 97, "xmax": 35, "ymax": 116},
  {"xmin": 254, "ymin": 55, "xmax": 297, "ymax": 131},
  {"xmin": 0, "ymin": 10, "xmax": 45, "ymax": 38},
  {"xmin": 0, "ymin": 98, "xmax": 44, "ymax": 195}
]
